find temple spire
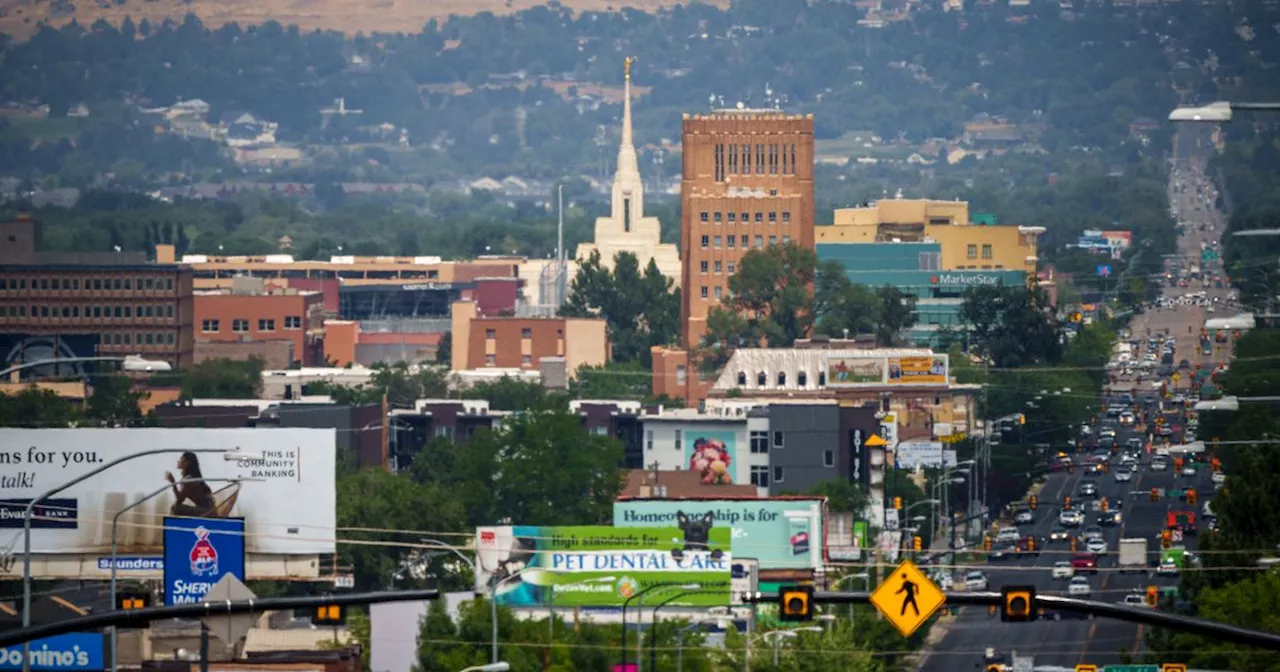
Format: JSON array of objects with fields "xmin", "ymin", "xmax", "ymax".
[{"xmin": 615, "ymin": 56, "xmax": 641, "ymax": 187}]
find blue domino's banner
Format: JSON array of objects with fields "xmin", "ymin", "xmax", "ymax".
[
  {"xmin": 163, "ymin": 516, "xmax": 245, "ymax": 605},
  {"xmin": 0, "ymin": 633, "xmax": 104, "ymax": 671}
]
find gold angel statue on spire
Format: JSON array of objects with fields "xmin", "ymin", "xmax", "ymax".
[{"xmin": 625, "ymin": 56, "xmax": 634, "ymax": 80}]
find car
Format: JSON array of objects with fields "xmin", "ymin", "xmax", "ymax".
[
  {"xmin": 1126, "ymin": 438, "xmax": 1145, "ymax": 451},
  {"xmin": 1014, "ymin": 509, "xmax": 1035, "ymax": 525},
  {"xmin": 1099, "ymin": 429, "xmax": 1118, "ymax": 442},
  {"xmin": 1052, "ymin": 561, "xmax": 1075, "ymax": 579},
  {"xmin": 1179, "ymin": 359, "xmax": 1191, "ymax": 369},
  {"xmin": 1059, "ymin": 510, "xmax": 1085, "ymax": 527},
  {"xmin": 1119, "ymin": 412, "xmax": 1136, "ymax": 425},
  {"xmin": 1121, "ymin": 452, "xmax": 1139, "ymax": 465},
  {"xmin": 990, "ymin": 545, "xmax": 1017, "ymax": 561},
  {"xmin": 1099, "ymin": 510, "xmax": 1122, "ymax": 527},
  {"xmin": 1068, "ymin": 576, "xmax": 1092, "ymax": 596},
  {"xmin": 1158, "ymin": 556, "xmax": 1180, "ymax": 576},
  {"xmin": 1115, "ymin": 468, "xmax": 1133, "ymax": 483},
  {"xmin": 1122, "ymin": 593, "xmax": 1150, "ymax": 608},
  {"xmin": 1081, "ymin": 525, "xmax": 1104, "ymax": 540},
  {"xmin": 996, "ymin": 527, "xmax": 1022, "ymax": 544},
  {"xmin": 1181, "ymin": 464, "xmax": 1198, "ymax": 478},
  {"xmin": 1080, "ymin": 481, "xmax": 1099, "ymax": 497},
  {"xmin": 1050, "ymin": 526, "xmax": 1070, "ymax": 542},
  {"xmin": 1085, "ymin": 462, "xmax": 1103, "ymax": 475},
  {"xmin": 965, "ymin": 571, "xmax": 988, "ymax": 591},
  {"xmin": 1212, "ymin": 471, "xmax": 1226, "ymax": 485},
  {"xmin": 1151, "ymin": 458, "xmax": 1169, "ymax": 472},
  {"xmin": 1086, "ymin": 537, "xmax": 1109, "ymax": 554},
  {"xmin": 1072, "ymin": 553, "xmax": 1100, "ymax": 573}
]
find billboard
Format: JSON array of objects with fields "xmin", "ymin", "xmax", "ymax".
[
  {"xmin": 892, "ymin": 441, "xmax": 957, "ymax": 469},
  {"xmin": 886, "ymin": 356, "xmax": 948, "ymax": 385},
  {"xmin": 683, "ymin": 430, "xmax": 737, "ymax": 485},
  {"xmin": 0, "ymin": 428, "xmax": 336, "ymax": 571},
  {"xmin": 163, "ymin": 516, "xmax": 246, "ymax": 604},
  {"xmin": 826, "ymin": 355, "xmax": 948, "ymax": 387},
  {"xmin": 613, "ymin": 498, "xmax": 824, "ymax": 569},
  {"xmin": 0, "ymin": 334, "xmax": 100, "ymax": 381},
  {"xmin": 474, "ymin": 525, "xmax": 732, "ymax": 607},
  {"xmin": 0, "ymin": 633, "xmax": 104, "ymax": 671}
]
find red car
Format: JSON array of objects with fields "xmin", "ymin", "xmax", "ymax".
[{"xmin": 1071, "ymin": 553, "xmax": 1099, "ymax": 573}]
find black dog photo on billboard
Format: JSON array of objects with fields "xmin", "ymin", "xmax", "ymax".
[{"xmin": 671, "ymin": 510, "xmax": 725, "ymax": 562}]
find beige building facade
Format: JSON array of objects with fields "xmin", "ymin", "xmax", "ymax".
[{"xmin": 574, "ymin": 58, "xmax": 681, "ymax": 285}]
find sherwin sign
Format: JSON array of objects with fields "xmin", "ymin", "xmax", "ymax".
[
  {"xmin": 930, "ymin": 273, "xmax": 1002, "ymax": 287},
  {"xmin": 613, "ymin": 498, "xmax": 825, "ymax": 569},
  {"xmin": 474, "ymin": 525, "xmax": 731, "ymax": 607}
]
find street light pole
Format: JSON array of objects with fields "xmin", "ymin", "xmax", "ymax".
[
  {"xmin": 619, "ymin": 582, "xmax": 696, "ymax": 672},
  {"xmin": 0, "ymin": 354, "xmax": 172, "ymax": 379},
  {"xmin": 21, "ymin": 447, "xmax": 257, "ymax": 672}
]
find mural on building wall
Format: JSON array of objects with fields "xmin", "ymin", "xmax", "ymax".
[
  {"xmin": 827, "ymin": 357, "xmax": 885, "ymax": 385},
  {"xmin": 684, "ymin": 431, "xmax": 737, "ymax": 485}
]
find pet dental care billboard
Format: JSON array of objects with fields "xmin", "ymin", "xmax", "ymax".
[
  {"xmin": 613, "ymin": 498, "xmax": 825, "ymax": 570},
  {"xmin": 474, "ymin": 525, "xmax": 732, "ymax": 608},
  {"xmin": 0, "ymin": 428, "xmax": 336, "ymax": 579}
]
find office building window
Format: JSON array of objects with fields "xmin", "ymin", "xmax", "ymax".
[
  {"xmin": 769, "ymin": 235, "xmax": 777, "ymax": 246},
  {"xmin": 824, "ymin": 450, "xmax": 835, "ymax": 467},
  {"xmin": 755, "ymin": 236, "xmax": 764, "ymax": 248},
  {"xmin": 782, "ymin": 235, "xmax": 791, "ymax": 245},
  {"xmin": 750, "ymin": 430, "xmax": 769, "ymax": 453},
  {"xmin": 646, "ymin": 430, "xmax": 654, "ymax": 451},
  {"xmin": 737, "ymin": 372, "xmax": 747, "ymax": 386},
  {"xmin": 751, "ymin": 465, "xmax": 769, "ymax": 487},
  {"xmin": 701, "ymin": 235, "xmax": 709, "ymax": 248},
  {"xmin": 285, "ymin": 316, "xmax": 302, "ymax": 329},
  {"xmin": 741, "ymin": 235, "xmax": 749, "ymax": 246},
  {"xmin": 714, "ymin": 212, "xmax": 722, "ymax": 223},
  {"xmin": 676, "ymin": 365, "xmax": 687, "ymax": 386},
  {"xmin": 259, "ymin": 318, "xmax": 275, "ymax": 332},
  {"xmin": 166, "ymin": 333, "xmax": 175, "ymax": 345},
  {"xmin": 674, "ymin": 429, "xmax": 683, "ymax": 450},
  {"xmin": 714, "ymin": 286, "xmax": 722, "ymax": 300},
  {"xmin": 919, "ymin": 251, "xmax": 941, "ymax": 271},
  {"xmin": 485, "ymin": 329, "xmax": 496, "ymax": 339},
  {"xmin": 768, "ymin": 211, "xmax": 777, "ymax": 223},
  {"xmin": 714, "ymin": 260, "xmax": 722, "ymax": 274},
  {"xmin": 521, "ymin": 354, "xmax": 533, "ymax": 366},
  {"xmin": 782, "ymin": 211, "xmax": 791, "ymax": 223},
  {"xmin": 232, "ymin": 319, "xmax": 249, "ymax": 333},
  {"xmin": 756, "ymin": 371, "xmax": 766, "ymax": 386},
  {"xmin": 728, "ymin": 262, "xmax": 736, "ymax": 274},
  {"xmin": 773, "ymin": 466, "xmax": 785, "ymax": 483},
  {"xmin": 727, "ymin": 212, "xmax": 736, "ymax": 222},
  {"xmin": 484, "ymin": 353, "xmax": 496, "ymax": 366},
  {"xmin": 967, "ymin": 244, "xmax": 978, "ymax": 260},
  {"xmin": 798, "ymin": 371, "xmax": 808, "ymax": 387},
  {"xmin": 713, "ymin": 236, "xmax": 722, "ymax": 248},
  {"xmin": 777, "ymin": 371, "xmax": 786, "ymax": 386},
  {"xmin": 700, "ymin": 286, "xmax": 708, "ymax": 299},
  {"xmin": 701, "ymin": 211, "xmax": 709, "ymax": 222},
  {"xmin": 521, "ymin": 328, "xmax": 533, "ymax": 339},
  {"xmin": 773, "ymin": 431, "xmax": 785, "ymax": 449},
  {"xmin": 700, "ymin": 261, "xmax": 709, "ymax": 274},
  {"xmin": 727, "ymin": 236, "xmax": 736, "ymax": 248},
  {"xmin": 201, "ymin": 319, "xmax": 220, "ymax": 333},
  {"xmin": 754, "ymin": 212, "xmax": 763, "ymax": 223},
  {"xmin": 982, "ymin": 244, "xmax": 993, "ymax": 259}
]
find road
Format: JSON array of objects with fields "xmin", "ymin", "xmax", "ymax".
[{"xmin": 917, "ymin": 125, "xmax": 1234, "ymax": 671}]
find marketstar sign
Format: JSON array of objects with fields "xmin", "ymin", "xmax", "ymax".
[{"xmin": 930, "ymin": 273, "xmax": 1002, "ymax": 287}]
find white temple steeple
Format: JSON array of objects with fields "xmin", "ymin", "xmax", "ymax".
[{"xmin": 612, "ymin": 56, "xmax": 644, "ymax": 229}]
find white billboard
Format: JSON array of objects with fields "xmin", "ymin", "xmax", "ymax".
[
  {"xmin": 0, "ymin": 428, "xmax": 336, "ymax": 578},
  {"xmin": 891, "ymin": 441, "xmax": 957, "ymax": 469}
]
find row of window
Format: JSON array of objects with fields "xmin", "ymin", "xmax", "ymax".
[
  {"xmin": 738, "ymin": 370, "xmax": 826, "ymax": 388},
  {"xmin": 99, "ymin": 331, "xmax": 178, "ymax": 347},
  {"xmin": 483, "ymin": 353, "xmax": 535, "ymax": 366},
  {"xmin": 699, "ymin": 260, "xmax": 737, "ymax": 275},
  {"xmin": 712, "ymin": 142, "xmax": 799, "ymax": 182},
  {"xmin": 966, "ymin": 244, "xmax": 995, "ymax": 260},
  {"xmin": 698, "ymin": 285, "xmax": 724, "ymax": 300},
  {"xmin": 699, "ymin": 211, "xmax": 792, "ymax": 225},
  {"xmin": 0, "ymin": 276, "xmax": 176, "ymax": 292},
  {"xmin": 201, "ymin": 316, "xmax": 303, "ymax": 333},
  {"xmin": 484, "ymin": 328, "xmax": 564, "ymax": 340},
  {"xmin": 645, "ymin": 428, "xmax": 786, "ymax": 453},
  {"xmin": 699, "ymin": 234, "xmax": 790, "ymax": 249},
  {"xmin": 0, "ymin": 303, "xmax": 176, "ymax": 319}
]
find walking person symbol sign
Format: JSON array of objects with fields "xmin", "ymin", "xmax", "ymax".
[{"xmin": 869, "ymin": 559, "xmax": 946, "ymax": 637}]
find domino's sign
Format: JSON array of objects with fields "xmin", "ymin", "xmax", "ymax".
[{"xmin": 0, "ymin": 633, "xmax": 104, "ymax": 671}]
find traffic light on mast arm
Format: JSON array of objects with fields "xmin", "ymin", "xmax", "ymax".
[
  {"xmin": 1161, "ymin": 530, "xmax": 1173, "ymax": 549},
  {"xmin": 1146, "ymin": 585, "xmax": 1159, "ymax": 608},
  {"xmin": 312, "ymin": 603, "xmax": 346, "ymax": 626},
  {"xmin": 1029, "ymin": 495, "xmax": 1038, "ymax": 510},
  {"xmin": 894, "ymin": 497, "xmax": 903, "ymax": 510},
  {"xmin": 1151, "ymin": 488, "xmax": 1160, "ymax": 502},
  {"xmin": 913, "ymin": 536, "xmax": 923, "ymax": 551},
  {"xmin": 1001, "ymin": 585, "xmax": 1037, "ymax": 622},
  {"xmin": 778, "ymin": 585, "xmax": 814, "ymax": 622},
  {"xmin": 116, "ymin": 592, "xmax": 150, "ymax": 611}
]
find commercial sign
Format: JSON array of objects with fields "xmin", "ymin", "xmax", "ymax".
[
  {"xmin": 0, "ymin": 633, "xmax": 104, "ymax": 671},
  {"xmin": 892, "ymin": 441, "xmax": 958, "ymax": 469},
  {"xmin": 0, "ymin": 428, "xmax": 336, "ymax": 566},
  {"xmin": 826, "ymin": 515, "xmax": 869, "ymax": 561},
  {"xmin": 475, "ymin": 526, "xmax": 732, "ymax": 607},
  {"xmin": 164, "ymin": 516, "xmax": 246, "ymax": 604},
  {"xmin": 929, "ymin": 273, "xmax": 1002, "ymax": 287},
  {"xmin": 826, "ymin": 355, "xmax": 949, "ymax": 387},
  {"xmin": 613, "ymin": 498, "xmax": 824, "ymax": 569}
]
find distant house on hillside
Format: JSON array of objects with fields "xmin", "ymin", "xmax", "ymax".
[{"xmin": 222, "ymin": 112, "xmax": 279, "ymax": 147}]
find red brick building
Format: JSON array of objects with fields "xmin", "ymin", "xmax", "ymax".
[{"xmin": 194, "ymin": 283, "xmax": 325, "ymax": 366}]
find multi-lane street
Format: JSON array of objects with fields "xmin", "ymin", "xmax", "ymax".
[{"xmin": 918, "ymin": 125, "xmax": 1235, "ymax": 672}]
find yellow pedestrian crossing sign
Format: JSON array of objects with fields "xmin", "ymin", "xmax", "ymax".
[{"xmin": 869, "ymin": 559, "xmax": 946, "ymax": 637}]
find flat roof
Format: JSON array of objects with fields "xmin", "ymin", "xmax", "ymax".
[{"xmin": 0, "ymin": 264, "xmax": 186, "ymax": 272}]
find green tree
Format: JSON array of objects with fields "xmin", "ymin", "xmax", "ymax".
[
  {"xmin": 959, "ymin": 285, "xmax": 1062, "ymax": 369},
  {"xmin": 0, "ymin": 388, "xmax": 80, "ymax": 427},
  {"xmin": 561, "ymin": 250, "xmax": 680, "ymax": 365},
  {"xmin": 84, "ymin": 373, "xmax": 146, "ymax": 426},
  {"xmin": 308, "ymin": 362, "xmax": 449, "ymax": 407},
  {"xmin": 873, "ymin": 285, "xmax": 918, "ymax": 346},
  {"xmin": 813, "ymin": 260, "xmax": 879, "ymax": 338},
  {"xmin": 169, "ymin": 357, "xmax": 265, "ymax": 399}
]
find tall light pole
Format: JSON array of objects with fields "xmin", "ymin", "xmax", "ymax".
[
  {"xmin": 619, "ymin": 582, "xmax": 698, "ymax": 672},
  {"xmin": 21, "ymin": 448, "xmax": 259, "ymax": 672},
  {"xmin": 109, "ymin": 477, "xmax": 257, "ymax": 672},
  {"xmin": 1168, "ymin": 101, "xmax": 1280, "ymax": 123},
  {"xmin": 0, "ymin": 354, "xmax": 172, "ymax": 379}
]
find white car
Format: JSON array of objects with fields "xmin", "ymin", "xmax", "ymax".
[
  {"xmin": 1115, "ymin": 469, "xmax": 1133, "ymax": 483},
  {"xmin": 1052, "ymin": 561, "xmax": 1075, "ymax": 580},
  {"xmin": 1181, "ymin": 465, "xmax": 1198, "ymax": 478},
  {"xmin": 1151, "ymin": 459, "xmax": 1169, "ymax": 472},
  {"xmin": 1212, "ymin": 471, "xmax": 1226, "ymax": 485},
  {"xmin": 1086, "ymin": 537, "xmax": 1108, "ymax": 554},
  {"xmin": 1068, "ymin": 576, "xmax": 1092, "ymax": 597},
  {"xmin": 1158, "ymin": 557, "xmax": 1180, "ymax": 576},
  {"xmin": 965, "ymin": 571, "xmax": 989, "ymax": 591},
  {"xmin": 1015, "ymin": 510, "xmax": 1035, "ymax": 525},
  {"xmin": 1121, "ymin": 593, "xmax": 1150, "ymax": 608},
  {"xmin": 1059, "ymin": 510, "xmax": 1085, "ymax": 527}
]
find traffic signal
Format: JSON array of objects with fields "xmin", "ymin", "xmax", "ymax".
[
  {"xmin": 913, "ymin": 536, "xmax": 923, "ymax": 551},
  {"xmin": 116, "ymin": 592, "xmax": 150, "ymax": 611},
  {"xmin": 1161, "ymin": 530, "xmax": 1173, "ymax": 549},
  {"xmin": 1064, "ymin": 495, "xmax": 1072, "ymax": 510},
  {"xmin": 1161, "ymin": 665, "xmax": 1187, "ymax": 672},
  {"xmin": 1001, "ymin": 585, "xmax": 1037, "ymax": 622},
  {"xmin": 1026, "ymin": 537, "xmax": 1036, "ymax": 552},
  {"xmin": 1187, "ymin": 489, "xmax": 1198, "ymax": 505},
  {"xmin": 1070, "ymin": 537, "xmax": 1078, "ymax": 552},
  {"xmin": 1029, "ymin": 495, "xmax": 1038, "ymax": 510},
  {"xmin": 984, "ymin": 535, "xmax": 992, "ymax": 551},
  {"xmin": 312, "ymin": 603, "xmax": 346, "ymax": 626},
  {"xmin": 1151, "ymin": 488, "xmax": 1160, "ymax": 502},
  {"xmin": 778, "ymin": 585, "xmax": 814, "ymax": 622},
  {"xmin": 1101, "ymin": 462, "xmax": 1110, "ymax": 474},
  {"xmin": 1211, "ymin": 457, "xmax": 1221, "ymax": 472},
  {"xmin": 988, "ymin": 604, "xmax": 998, "ymax": 616},
  {"xmin": 894, "ymin": 496, "xmax": 903, "ymax": 510},
  {"xmin": 987, "ymin": 665, "xmax": 1002, "ymax": 672},
  {"xmin": 1146, "ymin": 586, "xmax": 1159, "ymax": 608},
  {"xmin": 1101, "ymin": 497, "xmax": 1109, "ymax": 512},
  {"xmin": 1076, "ymin": 666, "xmax": 1099, "ymax": 672}
]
